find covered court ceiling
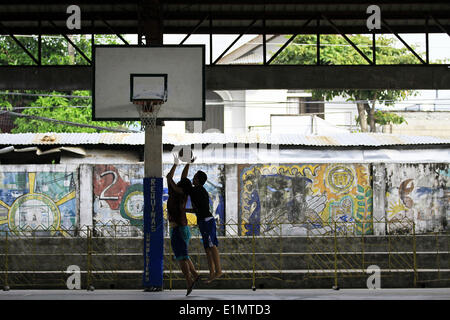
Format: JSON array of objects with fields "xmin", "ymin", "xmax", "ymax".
[
  {"xmin": 0, "ymin": 0, "xmax": 449, "ymax": 35},
  {"xmin": 0, "ymin": 1, "xmax": 449, "ymax": 90}
]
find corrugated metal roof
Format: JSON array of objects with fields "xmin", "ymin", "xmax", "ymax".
[{"xmin": 0, "ymin": 132, "xmax": 449, "ymax": 147}]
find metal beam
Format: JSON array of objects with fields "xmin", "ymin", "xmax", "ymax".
[
  {"xmin": 323, "ymin": 15, "xmax": 373, "ymax": 65},
  {"xmin": 0, "ymin": 23, "xmax": 39, "ymax": 65},
  {"xmin": 212, "ymin": 19, "xmax": 258, "ymax": 64},
  {"xmin": 2, "ymin": 25, "xmax": 449, "ymax": 35},
  {"xmin": 179, "ymin": 15, "xmax": 209, "ymax": 45},
  {"xmin": 2, "ymin": 0, "xmax": 450, "ymax": 4},
  {"xmin": 381, "ymin": 20, "xmax": 427, "ymax": 65},
  {"xmin": 265, "ymin": 20, "xmax": 314, "ymax": 64},
  {"xmin": 0, "ymin": 66, "xmax": 92, "ymax": 91},
  {"xmin": 100, "ymin": 19, "xmax": 130, "ymax": 45},
  {"xmin": 430, "ymin": 15, "xmax": 450, "ymax": 37},
  {"xmin": 0, "ymin": 11, "xmax": 447, "ymax": 23},
  {"xmin": 48, "ymin": 20, "xmax": 92, "ymax": 64},
  {"xmin": 206, "ymin": 65, "xmax": 450, "ymax": 90},
  {"xmin": 0, "ymin": 65, "xmax": 450, "ymax": 90}
]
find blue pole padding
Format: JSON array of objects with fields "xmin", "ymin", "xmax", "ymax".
[{"xmin": 143, "ymin": 177, "xmax": 164, "ymax": 288}]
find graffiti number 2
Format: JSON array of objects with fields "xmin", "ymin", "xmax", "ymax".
[{"xmin": 99, "ymin": 171, "xmax": 119, "ymax": 201}]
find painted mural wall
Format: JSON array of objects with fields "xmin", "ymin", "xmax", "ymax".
[
  {"xmin": 93, "ymin": 164, "xmax": 144, "ymax": 236},
  {"xmin": 383, "ymin": 163, "xmax": 449, "ymax": 233},
  {"xmin": 0, "ymin": 166, "xmax": 78, "ymax": 236},
  {"xmin": 238, "ymin": 163, "xmax": 373, "ymax": 236},
  {"xmin": 0, "ymin": 162, "xmax": 446, "ymax": 237},
  {"xmin": 92, "ymin": 164, "xmax": 225, "ymax": 236}
]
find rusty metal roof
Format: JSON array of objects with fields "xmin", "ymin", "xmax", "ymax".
[{"xmin": 0, "ymin": 132, "xmax": 449, "ymax": 147}]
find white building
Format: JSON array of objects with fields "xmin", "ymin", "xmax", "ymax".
[{"xmin": 163, "ymin": 35, "xmax": 450, "ymax": 137}]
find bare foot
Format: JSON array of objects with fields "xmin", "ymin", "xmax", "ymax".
[
  {"xmin": 186, "ymin": 275, "xmax": 200, "ymax": 296},
  {"xmin": 205, "ymin": 271, "xmax": 223, "ymax": 284},
  {"xmin": 205, "ymin": 274, "xmax": 215, "ymax": 284}
]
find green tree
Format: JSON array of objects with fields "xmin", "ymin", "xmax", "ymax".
[
  {"xmin": 0, "ymin": 35, "xmax": 136, "ymax": 133},
  {"xmin": 0, "ymin": 34, "xmax": 119, "ymax": 65},
  {"xmin": 11, "ymin": 91, "xmax": 131, "ymax": 133},
  {"xmin": 273, "ymin": 34, "xmax": 420, "ymax": 132}
]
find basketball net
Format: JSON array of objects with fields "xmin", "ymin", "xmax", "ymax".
[{"xmin": 133, "ymin": 100, "xmax": 164, "ymax": 131}]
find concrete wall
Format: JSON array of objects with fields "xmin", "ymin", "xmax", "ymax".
[
  {"xmin": 391, "ymin": 112, "xmax": 450, "ymax": 138},
  {"xmin": 0, "ymin": 162, "xmax": 447, "ymax": 236}
]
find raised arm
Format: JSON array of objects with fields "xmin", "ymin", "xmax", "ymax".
[
  {"xmin": 166, "ymin": 154, "xmax": 184, "ymax": 194},
  {"xmin": 181, "ymin": 154, "xmax": 196, "ymax": 179},
  {"xmin": 181, "ymin": 163, "xmax": 190, "ymax": 179},
  {"xmin": 166, "ymin": 153, "xmax": 178, "ymax": 178}
]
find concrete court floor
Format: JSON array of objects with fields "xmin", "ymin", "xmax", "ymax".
[{"xmin": 0, "ymin": 288, "xmax": 449, "ymax": 300}]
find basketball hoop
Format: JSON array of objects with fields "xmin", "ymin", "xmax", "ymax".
[{"xmin": 133, "ymin": 99, "xmax": 164, "ymax": 131}]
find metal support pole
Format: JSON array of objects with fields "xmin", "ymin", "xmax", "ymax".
[
  {"xmin": 372, "ymin": 32, "xmax": 376, "ymax": 65},
  {"xmin": 91, "ymin": 20, "xmax": 95, "ymax": 59},
  {"xmin": 316, "ymin": 18, "xmax": 320, "ymax": 65},
  {"xmin": 436, "ymin": 232, "xmax": 441, "ymax": 282},
  {"xmin": 3, "ymin": 232, "xmax": 9, "ymax": 291},
  {"xmin": 425, "ymin": 17, "xmax": 429, "ymax": 65},
  {"xmin": 141, "ymin": 0, "xmax": 164, "ymax": 292},
  {"xmin": 144, "ymin": 126, "xmax": 163, "ymax": 179},
  {"xmin": 252, "ymin": 226, "xmax": 256, "ymax": 291},
  {"xmin": 361, "ymin": 232, "xmax": 365, "ymax": 273},
  {"xmin": 87, "ymin": 226, "xmax": 94, "ymax": 291},
  {"xmin": 333, "ymin": 221, "xmax": 339, "ymax": 289},
  {"xmin": 412, "ymin": 221, "xmax": 417, "ymax": 287},
  {"xmin": 209, "ymin": 14, "xmax": 213, "ymax": 65},
  {"xmin": 262, "ymin": 18, "xmax": 267, "ymax": 65},
  {"xmin": 169, "ymin": 248, "xmax": 173, "ymax": 290},
  {"xmin": 38, "ymin": 21, "xmax": 42, "ymax": 66},
  {"xmin": 388, "ymin": 231, "xmax": 392, "ymax": 270}
]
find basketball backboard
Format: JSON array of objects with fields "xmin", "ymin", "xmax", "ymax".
[{"xmin": 93, "ymin": 45, "xmax": 205, "ymax": 121}]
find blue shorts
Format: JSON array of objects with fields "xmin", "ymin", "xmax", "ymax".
[
  {"xmin": 170, "ymin": 226, "xmax": 191, "ymax": 261},
  {"xmin": 198, "ymin": 218, "xmax": 219, "ymax": 249}
]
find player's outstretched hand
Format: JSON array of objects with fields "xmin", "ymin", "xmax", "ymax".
[{"xmin": 173, "ymin": 153, "xmax": 180, "ymax": 165}]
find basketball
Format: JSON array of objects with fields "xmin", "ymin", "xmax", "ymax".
[{"xmin": 178, "ymin": 147, "xmax": 194, "ymax": 163}]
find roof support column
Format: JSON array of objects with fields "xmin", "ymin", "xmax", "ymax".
[{"xmin": 138, "ymin": 0, "xmax": 164, "ymax": 292}]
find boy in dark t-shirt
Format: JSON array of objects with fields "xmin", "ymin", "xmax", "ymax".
[
  {"xmin": 166, "ymin": 154, "xmax": 199, "ymax": 295},
  {"xmin": 182, "ymin": 158, "xmax": 222, "ymax": 283}
]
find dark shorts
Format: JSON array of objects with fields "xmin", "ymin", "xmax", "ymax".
[
  {"xmin": 170, "ymin": 226, "xmax": 191, "ymax": 261},
  {"xmin": 198, "ymin": 218, "xmax": 219, "ymax": 249}
]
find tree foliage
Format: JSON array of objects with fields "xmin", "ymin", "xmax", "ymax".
[
  {"xmin": 273, "ymin": 34, "xmax": 421, "ymax": 132},
  {"xmin": 11, "ymin": 91, "xmax": 131, "ymax": 133},
  {"xmin": 0, "ymin": 34, "xmax": 136, "ymax": 133}
]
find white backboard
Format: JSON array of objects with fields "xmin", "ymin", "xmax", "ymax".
[{"xmin": 93, "ymin": 45, "xmax": 205, "ymax": 121}]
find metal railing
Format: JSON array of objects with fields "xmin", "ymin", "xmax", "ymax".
[{"xmin": 0, "ymin": 218, "xmax": 448, "ymax": 290}]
